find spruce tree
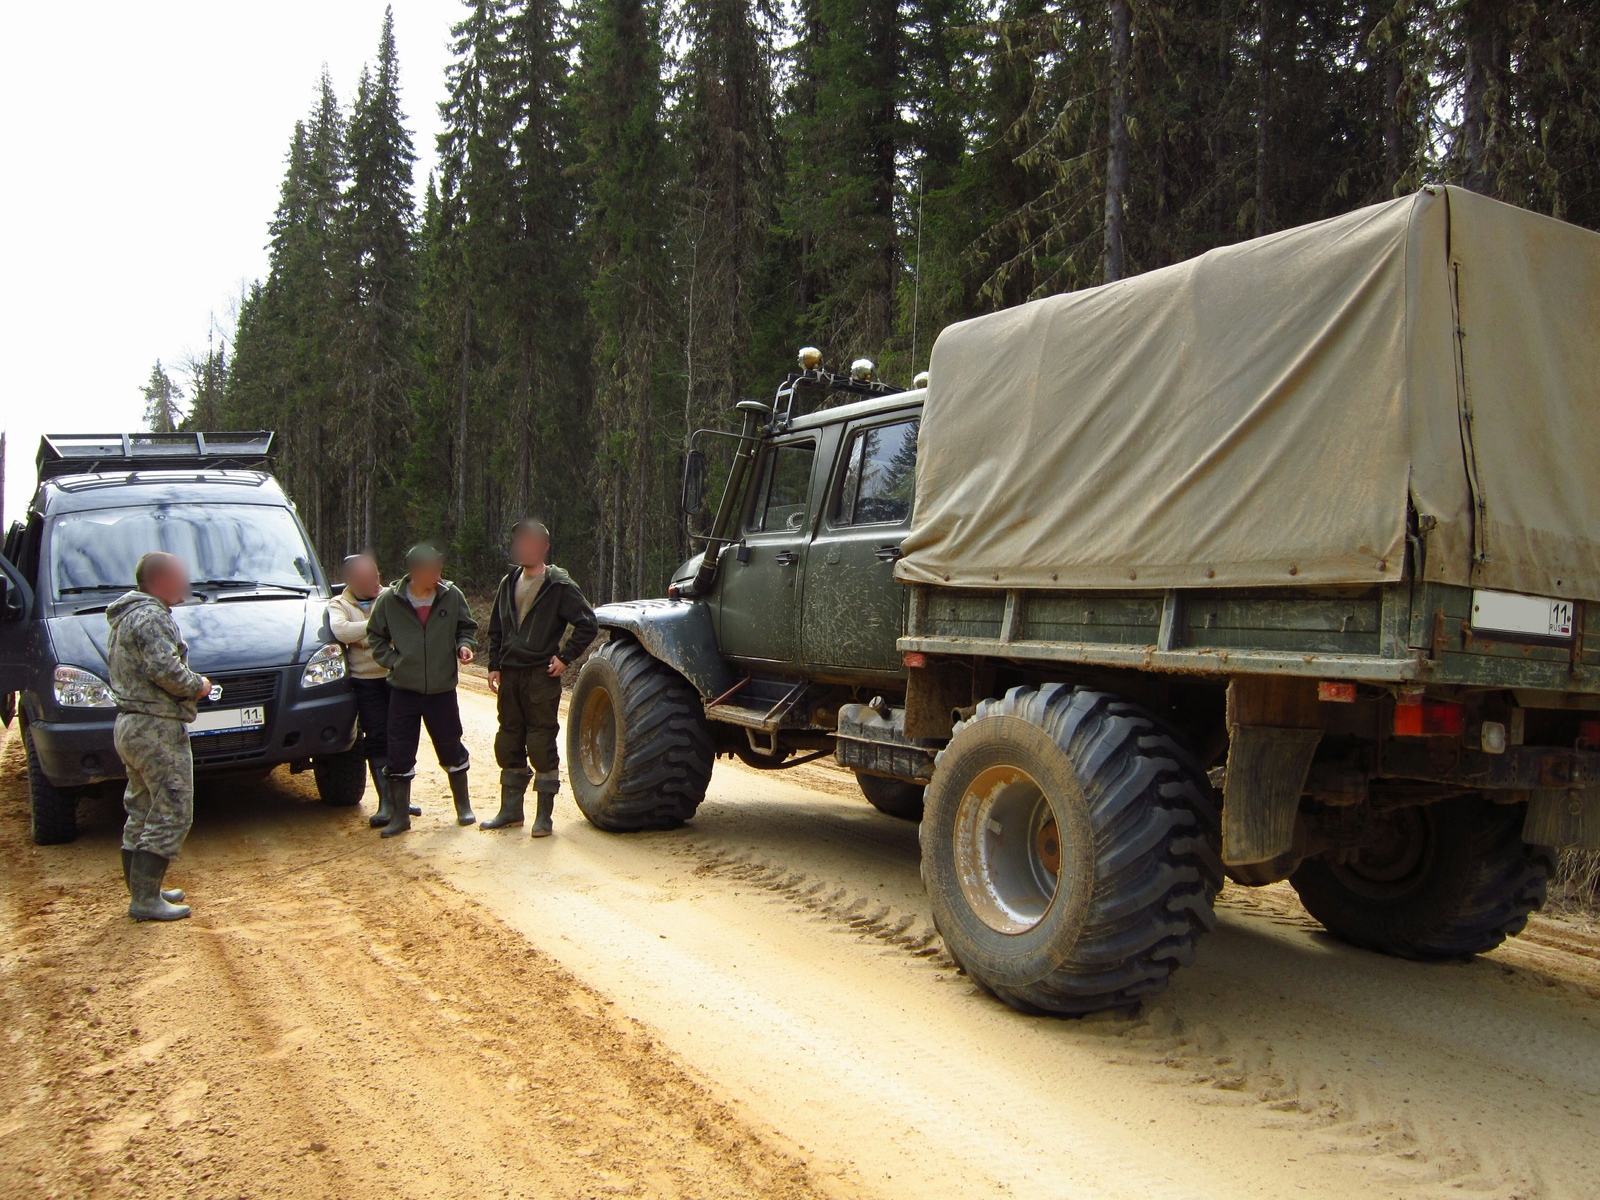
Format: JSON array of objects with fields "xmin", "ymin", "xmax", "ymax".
[
  {"xmin": 344, "ymin": 6, "xmax": 418, "ymax": 554},
  {"xmin": 573, "ymin": 0, "xmax": 674, "ymax": 599},
  {"xmin": 141, "ymin": 361, "xmax": 184, "ymax": 433}
]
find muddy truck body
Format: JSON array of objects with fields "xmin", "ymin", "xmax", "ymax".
[{"xmin": 567, "ymin": 186, "xmax": 1600, "ymax": 1015}]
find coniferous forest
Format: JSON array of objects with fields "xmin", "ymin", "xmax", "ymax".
[{"xmin": 160, "ymin": 2, "xmax": 1600, "ymax": 599}]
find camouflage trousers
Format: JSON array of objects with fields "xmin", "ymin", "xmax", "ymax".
[{"xmin": 115, "ymin": 713, "xmax": 195, "ymax": 860}]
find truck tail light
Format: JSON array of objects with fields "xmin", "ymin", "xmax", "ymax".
[
  {"xmin": 903, "ymin": 651, "xmax": 926, "ymax": 669},
  {"xmin": 1394, "ymin": 696, "xmax": 1466, "ymax": 738},
  {"xmin": 1318, "ymin": 681, "xmax": 1357, "ymax": 703},
  {"xmin": 1579, "ymin": 719, "xmax": 1600, "ymax": 750}
]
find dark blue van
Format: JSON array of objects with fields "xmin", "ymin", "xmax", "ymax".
[{"xmin": 0, "ymin": 433, "xmax": 362, "ymax": 844}]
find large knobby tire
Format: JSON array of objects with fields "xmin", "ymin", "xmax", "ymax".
[
  {"xmin": 313, "ymin": 749, "xmax": 367, "ymax": 807},
  {"xmin": 857, "ymin": 772, "xmax": 925, "ymax": 821},
  {"xmin": 921, "ymin": 684, "xmax": 1223, "ymax": 1015},
  {"xmin": 22, "ymin": 719, "xmax": 82, "ymax": 846},
  {"xmin": 567, "ymin": 639, "xmax": 714, "ymax": 832},
  {"xmin": 1289, "ymin": 795, "xmax": 1553, "ymax": 959}
]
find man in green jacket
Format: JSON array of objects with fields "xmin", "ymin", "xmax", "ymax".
[
  {"xmin": 365, "ymin": 544, "xmax": 479, "ymax": 837},
  {"xmin": 482, "ymin": 519, "xmax": 598, "ymax": 837}
]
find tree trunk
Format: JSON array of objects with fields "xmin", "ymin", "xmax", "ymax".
[
  {"xmin": 1255, "ymin": 0, "xmax": 1272, "ymax": 237},
  {"xmin": 1383, "ymin": 44, "xmax": 1403, "ymax": 193},
  {"xmin": 1461, "ymin": 1, "xmax": 1503, "ymax": 196},
  {"xmin": 455, "ymin": 302, "xmax": 470, "ymax": 533},
  {"xmin": 1104, "ymin": 0, "xmax": 1131, "ymax": 283}
]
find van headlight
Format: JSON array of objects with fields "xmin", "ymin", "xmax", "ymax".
[
  {"xmin": 300, "ymin": 643, "xmax": 347, "ymax": 689},
  {"xmin": 54, "ymin": 665, "xmax": 116, "ymax": 708}
]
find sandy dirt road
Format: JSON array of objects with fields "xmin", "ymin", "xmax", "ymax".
[{"xmin": 4, "ymin": 679, "xmax": 1600, "ymax": 1200}]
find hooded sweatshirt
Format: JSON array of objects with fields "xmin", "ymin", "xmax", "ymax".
[{"xmin": 105, "ymin": 590, "xmax": 206, "ymax": 721}]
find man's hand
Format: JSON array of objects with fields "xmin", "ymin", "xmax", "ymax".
[
  {"xmin": 196, "ymin": 677, "xmax": 213, "ymax": 700},
  {"xmin": 547, "ymin": 656, "xmax": 567, "ymax": 678},
  {"xmin": 458, "ymin": 645, "xmax": 475, "ymax": 665},
  {"xmin": 488, "ymin": 670, "xmax": 500, "ymax": 694}
]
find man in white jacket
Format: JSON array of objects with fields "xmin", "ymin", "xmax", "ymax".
[{"xmin": 328, "ymin": 553, "xmax": 417, "ymax": 827}]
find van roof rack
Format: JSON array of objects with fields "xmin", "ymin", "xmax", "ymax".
[{"xmin": 36, "ymin": 432, "xmax": 276, "ymax": 481}]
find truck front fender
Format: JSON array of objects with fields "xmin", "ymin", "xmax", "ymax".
[{"xmin": 593, "ymin": 599, "xmax": 735, "ymax": 700}]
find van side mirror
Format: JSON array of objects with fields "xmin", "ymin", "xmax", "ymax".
[
  {"xmin": 0, "ymin": 575, "xmax": 20, "ymax": 621},
  {"xmin": 681, "ymin": 450, "xmax": 708, "ymax": 517}
]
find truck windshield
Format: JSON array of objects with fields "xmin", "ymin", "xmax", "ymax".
[{"xmin": 49, "ymin": 504, "xmax": 319, "ymax": 598}]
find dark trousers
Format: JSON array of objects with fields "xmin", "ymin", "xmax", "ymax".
[
  {"xmin": 350, "ymin": 676, "xmax": 390, "ymax": 763},
  {"xmin": 494, "ymin": 667, "xmax": 561, "ymax": 785},
  {"xmin": 386, "ymin": 686, "xmax": 469, "ymax": 778}
]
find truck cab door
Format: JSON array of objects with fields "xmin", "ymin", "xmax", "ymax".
[
  {"xmin": 715, "ymin": 436, "xmax": 818, "ymax": 670},
  {"xmin": 0, "ymin": 552, "xmax": 36, "ymax": 709},
  {"xmin": 801, "ymin": 415, "xmax": 919, "ymax": 675}
]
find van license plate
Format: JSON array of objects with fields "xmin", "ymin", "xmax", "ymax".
[
  {"xmin": 190, "ymin": 706, "xmax": 266, "ymax": 736},
  {"xmin": 1471, "ymin": 590, "xmax": 1574, "ymax": 640}
]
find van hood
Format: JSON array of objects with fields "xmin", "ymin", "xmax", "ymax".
[{"xmin": 49, "ymin": 596, "xmax": 329, "ymax": 677}]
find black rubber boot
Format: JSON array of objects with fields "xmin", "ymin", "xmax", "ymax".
[
  {"xmin": 530, "ymin": 789, "xmax": 556, "ymax": 838},
  {"xmin": 122, "ymin": 847, "xmax": 185, "ymax": 903},
  {"xmin": 449, "ymin": 769, "xmax": 476, "ymax": 826},
  {"xmin": 127, "ymin": 850, "xmax": 191, "ymax": 921},
  {"xmin": 380, "ymin": 775, "xmax": 414, "ymax": 838},
  {"xmin": 368, "ymin": 758, "xmax": 393, "ymax": 828},
  {"xmin": 481, "ymin": 769, "xmax": 530, "ymax": 830}
]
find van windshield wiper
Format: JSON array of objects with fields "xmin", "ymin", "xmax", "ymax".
[
  {"xmin": 194, "ymin": 579, "xmax": 312, "ymax": 594},
  {"xmin": 58, "ymin": 583, "xmax": 135, "ymax": 595}
]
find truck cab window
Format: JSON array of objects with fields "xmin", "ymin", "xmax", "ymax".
[
  {"xmin": 750, "ymin": 441, "xmax": 816, "ymax": 533},
  {"xmin": 833, "ymin": 419, "xmax": 919, "ymax": 526}
]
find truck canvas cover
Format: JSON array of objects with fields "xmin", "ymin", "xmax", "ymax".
[{"xmin": 898, "ymin": 186, "xmax": 1600, "ymax": 602}]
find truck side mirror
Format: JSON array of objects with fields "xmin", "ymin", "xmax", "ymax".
[{"xmin": 681, "ymin": 450, "xmax": 708, "ymax": 517}]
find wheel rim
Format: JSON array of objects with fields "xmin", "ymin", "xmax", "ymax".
[
  {"xmin": 953, "ymin": 764, "xmax": 1060, "ymax": 935},
  {"xmin": 1328, "ymin": 807, "xmax": 1434, "ymax": 899},
  {"xmin": 578, "ymin": 685, "xmax": 619, "ymax": 787}
]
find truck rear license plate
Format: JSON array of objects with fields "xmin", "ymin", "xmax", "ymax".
[
  {"xmin": 190, "ymin": 706, "xmax": 266, "ymax": 736},
  {"xmin": 1471, "ymin": 590, "xmax": 1574, "ymax": 640}
]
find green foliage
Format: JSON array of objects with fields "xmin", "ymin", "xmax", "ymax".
[
  {"xmin": 154, "ymin": 1, "xmax": 1600, "ymax": 596},
  {"xmin": 140, "ymin": 361, "xmax": 183, "ymax": 434}
]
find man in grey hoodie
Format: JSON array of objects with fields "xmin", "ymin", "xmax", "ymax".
[{"xmin": 105, "ymin": 552, "xmax": 212, "ymax": 921}]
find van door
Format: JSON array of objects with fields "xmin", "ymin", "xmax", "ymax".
[
  {"xmin": 715, "ymin": 436, "xmax": 818, "ymax": 670},
  {"xmin": 801, "ymin": 415, "xmax": 919, "ymax": 673},
  {"xmin": 0, "ymin": 553, "xmax": 35, "ymax": 707}
]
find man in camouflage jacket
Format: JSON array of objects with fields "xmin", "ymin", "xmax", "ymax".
[{"xmin": 106, "ymin": 552, "xmax": 212, "ymax": 921}]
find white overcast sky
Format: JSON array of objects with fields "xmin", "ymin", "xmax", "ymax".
[{"xmin": 0, "ymin": 0, "xmax": 462, "ymax": 525}]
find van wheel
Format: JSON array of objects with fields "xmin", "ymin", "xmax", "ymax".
[
  {"xmin": 313, "ymin": 749, "xmax": 367, "ymax": 807},
  {"xmin": 568, "ymin": 639, "xmax": 714, "ymax": 831},
  {"xmin": 921, "ymin": 685, "xmax": 1223, "ymax": 1015},
  {"xmin": 1289, "ymin": 795, "xmax": 1553, "ymax": 959},
  {"xmin": 22, "ymin": 719, "xmax": 81, "ymax": 845},
  {"xmin": 857, "ymin": 772, "xmax": 925, "ymax": 821}
]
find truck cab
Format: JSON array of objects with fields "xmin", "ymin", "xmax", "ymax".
[{"xmin": 0, "ymin": 433, "xmax": 364, "ymax": 844}]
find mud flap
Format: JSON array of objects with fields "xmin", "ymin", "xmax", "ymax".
[
  {"xmin": 1222, "ymin": 726, "xmax": 1323, "ymax": 865},
  {"xmin": 1523, "ymin": 786, "xmax": 1600, "ymax": 849}
]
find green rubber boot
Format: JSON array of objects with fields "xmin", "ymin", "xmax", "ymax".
[
  {"xmin": 449, "ymin": 768, "xmax": 476, "ymax": 826},
  {"xmin": 122, "ymin": 848, "xmax": 185, "ymax": 903},
  {"xmin": 380, "ymin": 775, "xmax": 414, "ymax": 838},
  {"xmin": 481, "ymin": 769, "xmax": 530, "ymax": 830},
  {"xmin": 127, "ymin": 850, "xmax": 191, "ymax": 921}
]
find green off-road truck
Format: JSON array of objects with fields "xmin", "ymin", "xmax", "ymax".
[{"xmin": 567, "ymin": 185, "xmax": 1600, "ymax": 1015}]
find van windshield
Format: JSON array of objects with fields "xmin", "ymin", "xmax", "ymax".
[{"xmin": 49, "ymin": 504, "xmax": 320, "ymax": 598}]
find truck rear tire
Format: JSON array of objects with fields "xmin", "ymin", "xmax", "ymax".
[
  {"xmin": 1288, "ymin": 795, "xmax": 1553, "ymax": 959},
  {"xmin": 313, "ymin": 749, "xmax": 367, "ymax": 807},
  {"xmin": 856, "ymin": 772, "xmax": 925, "ymax": 821},
  {"xmin": 22, "ymin": 719, "xmax": 81, "ymax": 846},
  {"xmin": 568, "ymin": 639, "xmax": 714, "ymax": 832},
  {"xmin": 921, "ymin": 684, "xmax": 1223, "ymax": 1015}
]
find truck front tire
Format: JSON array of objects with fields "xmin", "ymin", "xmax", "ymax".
[
  {"xmin": 1289, "ymin": 795, "xmax": 1553, "ymax": 959},
  {"xmin": 22, "ymin": 719, "xmax": 81, "ymax": 846},
  {"xmin": 568, "ymin": 639, "xmax": 714, "ymax": 831},
  {"xmin": 313, "ymin": 749, "xmax": 367, "ymax": 807},
  {"xmin": 856, "ymin": 772, "xmax": 925, "ymax": 821},
  {"xmin": 921, "ymin": 684, "xmax": 1223, "ymax": 1015}
]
